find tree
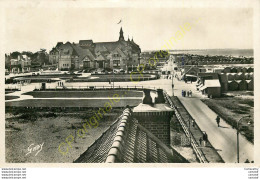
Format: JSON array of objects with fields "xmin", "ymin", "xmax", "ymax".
[{"xmin": 10, "ymin": 51, "xmax": 21, "ymax": 59}]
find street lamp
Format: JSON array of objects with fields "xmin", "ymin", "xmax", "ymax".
[
  {"xmin": 113, "ymin": 68, "xmax": 115, "ymax": 88},
  {"xmin": 171, "ymin": 74, "xmax": 174, "ymax": 96},
  {"xmin": 237, "ymin": 115, "xmax": 251, "ymax": 163}
]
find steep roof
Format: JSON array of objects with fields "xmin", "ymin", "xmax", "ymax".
[
  {"xmin": 56, "ymin": 42, "xmax": 63, "ymax": 48},
  {"xmin": 79, "ymin": 40, "xmax": 93, "ymax": 45},
  {"xmin": 74, "ymin": 108, "xmax": 188, "ymax": 163},
  {"xmin": 71, "ymin": 44, "xmax": 96, "ymax": 62},
  {"xmin": 51, "ymin": 28, "xmax": 141, "ymax": 62},
  {"xmin": 95, "ymin": 41, "xmax": 120, "ymax": 52}
]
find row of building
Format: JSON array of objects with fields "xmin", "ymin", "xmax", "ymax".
[
  {"xmin": 181, "ymin": 66, "xmax": 254, "ymax": 76},
  {"xmin": 197, "ymin": 78, "xmax": 254, "ymax": 98},
  {"xmin": 224, "ymin": 73, "xmax": 253, "ymax": 81},
  {"xmin": 5, "ymin": 28, "xmax": 142, "ymax": 73},
  {"xmin": 7, "ymin": 55, "xmax": 31, "ymax": 73},
  {"xmin": 219, "ymin": 73, "xmax": 254, "ymax": 91},
  {"xmin": 195, "ymin": 71, "xmax": 254, "ymax": 98},
  {"xmin": 174, "ymin": 54, "xmax": 254, "ymax": 66}
]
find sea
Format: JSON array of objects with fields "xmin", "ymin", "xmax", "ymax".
[{"xmin": 169, "ymin": 49, "xmax": 253, "ymax": 57}]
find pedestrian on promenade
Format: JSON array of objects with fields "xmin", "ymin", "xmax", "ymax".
[
  {"xmin": 202, "ymin": 132, "xmax": 208, "ymax": 146},
  {"xmin": 182, "ymin": 90, "xmax": 184, "ymax": 97},
  {"xmin": 191, "ymin": 119, "xmax": 195, "ymax": 127},
  {"xmin": 189, "ymin": 90, "xmax": 192, "ymax": 97},
  {"xmin": 187, "ymin": 91, "xmax": 190, "ymax": 97},
  {"xmin": 183, "ymin": 90, "xmax": 186, "ymax": 97},
  {"xmin": 205, "ymin": 132, "xmax": 208, "ymax": 145},
  {"xmin": 199, "ymin": 137, "xmax": 203, "ymax": 146},
  {"xmin": 216, "ymin": 115, "xmax": 220, "ymax": 127}
]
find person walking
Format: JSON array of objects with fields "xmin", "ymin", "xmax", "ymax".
[
  {"xmin": 189, "ymin": 90, "xmax": 192, "ymax": 97},
  {"xmin": 183, "ymin": 90, "xmax": 186, "ymax": 97},
  {"xmin": 205, "ymin": 132, "xmax": 208, "ymax": 145},
  {"xmin": 202, "ymin": 132, "xmax": 208, "ymax": 146},
  {"xmin": 182, "ymin": 90, "xmax": 184, "ymax": 97},
  {"xmin": 216, "ymin": 115, "xmax": 220, "ymax": 127},
  {"xmin": 191, "ymin": 119, "xmax": 195, "ymax": 127}
]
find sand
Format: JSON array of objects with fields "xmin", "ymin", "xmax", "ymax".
[{"xmin": 5, "ymin": 110, "xmax": 121, "ymax": 163}]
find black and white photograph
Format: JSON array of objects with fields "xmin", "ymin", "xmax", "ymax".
[{"xmin": 1, "ymin": 0, "xmax": 259, "ymax": 167}]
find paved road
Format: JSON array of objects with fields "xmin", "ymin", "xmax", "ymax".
[
  {"xmin": 172, "ymin": 77, "xmax": 254, "ymax": 163},
  {"xmin": 179, "ymin": 97, "xmax": 254, "ymax": 163}
]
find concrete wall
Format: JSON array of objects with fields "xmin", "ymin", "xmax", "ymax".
[{"xmin": 206, "ymin": 87, "xmax": 221, "ymax": 98}]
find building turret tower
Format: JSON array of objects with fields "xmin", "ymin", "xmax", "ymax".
[{"xmin": 119, "ymin": 27, "xmax": 125, "ymax": 41}]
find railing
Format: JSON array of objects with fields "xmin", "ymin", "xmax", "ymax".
[
  {"xmin": 5, "ymin": 86, "xmax": 21, "ymax": 91},
  {"xmin": 164, "ymin": 92, "xmax": 208, "ymax": 163},
  {"xmin": 35, "ymin": 85, "xmax": 159, "ymax": 91}
]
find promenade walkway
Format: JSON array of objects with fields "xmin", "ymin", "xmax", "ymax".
[{"xmin": 173, "ymin": 77, "xmax": 254, "ymax": 163}]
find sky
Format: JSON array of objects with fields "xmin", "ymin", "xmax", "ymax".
[{"xmin": 3, "ymin": 7, "xmax": 253, "ymax": 53}]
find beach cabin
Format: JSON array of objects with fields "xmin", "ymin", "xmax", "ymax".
[
  {"xmin": 242, "ymin": 67, "xmax": 248, "ymax": 73},
  {"xmin": 244, "ymin": 73, "xmax": 250, "ymax": 80},
  {"xmin": 231, "ymin": 67, "xmax": 238, "ymax": 73},
  {"xmin": 236, "ymin": 72, "xmax": 245, "ymax": 80},
  {"xmin": 228, "ymin": 80, "xmax": 239, "ymax": 91},
  {"xmin": 236, "ymin": 67, "xmax": 242, "ymax": 73},
  {"xmin": 249, "ymin": 72, "xmax": 254, "ymax": 80},
  {"xmin": 227, "ymin": 73, "xmax": 236, "ymax": 80},
  {"xmin": 223, "ymin": 67, "xmax": 231, "ymax": 73},
  {"xmin": 247, "ymin": 67, "xmax": 254, "ymax": 73},
  {"xmin": 237, "ymin": 80, "xmax": 248, "ymax": 91},
  {"xmin": 247, "ymin": 80, "xmax": 254, "ymax": 91}
]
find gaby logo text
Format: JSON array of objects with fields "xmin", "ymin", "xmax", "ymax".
[{"xmin": 26, "ymin": 142, "xmax": 44, "ymax": 156}]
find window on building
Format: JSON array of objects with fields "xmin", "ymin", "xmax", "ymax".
[
  {"xmin": 113, "ymin": 54, "xmax": 120, "ymax": 57},
  {"xmin": 86, "ymin": 61, "xmax": 90, "ymax": 67},
  {"xmin": 113, "ymin": 60, "xmax": 120, "ymax": 66}
]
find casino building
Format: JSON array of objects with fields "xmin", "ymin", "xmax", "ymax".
[{"xmin": 49, "ymin": 27, "xmax": 141, "ymax": 71}]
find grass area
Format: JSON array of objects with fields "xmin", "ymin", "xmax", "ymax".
[
  {"xmin": 201, "ymin": 96, "xmax": 254, "ymax": 143},
  {"xmin": 23, "ymin": 90, "xmax": 143, "ymax": 98},
  {"xmin": 5, "ymin": 109, "xmax": 122, "ymax": 163},
  {"xmin": 5, "ymin": 96, "xmax": 20, "ymax": 100}
]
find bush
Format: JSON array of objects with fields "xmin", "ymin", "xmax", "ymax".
[
  {"xmin": 20, "ymin": 112, "xmax": 37, "ymax": 122},
  {"xmin": 42, "ymin": 112, "xmax": 57, "ymax": 118}
]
